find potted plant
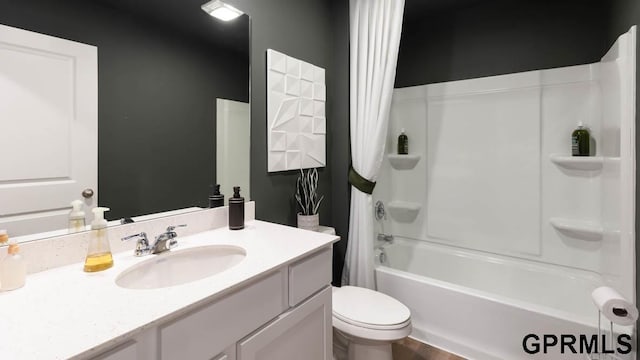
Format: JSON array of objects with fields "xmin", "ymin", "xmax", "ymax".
[{"xmin": 295, "ymin": 168, "xmax": 324, "ymax": 231}]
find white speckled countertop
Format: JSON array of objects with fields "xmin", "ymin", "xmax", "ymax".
[{"xmin": 0, "ymin": 220, "xmax": 338, "ymax": 360}]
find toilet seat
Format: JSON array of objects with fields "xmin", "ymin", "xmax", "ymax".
[
  {"xmin": 332, "ymin": 286, "xmax": 411, "ymax": 341},
  {"xmin": 334, "ymin": 311, "xmax": 411, "ymax": 330}
]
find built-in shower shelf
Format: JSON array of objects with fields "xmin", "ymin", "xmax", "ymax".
[
  {"xmin": 387, "ymin": 201, "xmax": 421, "ymax": 223},
  {"xmin": 549, "ymin": 217, "xmax": 603, "ymax": 241},
  {"xmin": 388, "ymin": 154, "xmax": 421, "ymax": 170},
  {"xmin": 549, "ymin": 154, "xmax": 604, "ymax": 171}
]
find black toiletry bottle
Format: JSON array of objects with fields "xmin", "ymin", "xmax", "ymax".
[
  {"xmin": 209, "ymin": 184, "xmax": 225, "ymax": 208},
  {"xmin": 228, "ymin": 186, "xmax": 245, "ymax": 230},
  {"xmin": 571, "ymin": 122, "xmax": 590, "ymax": 156},
  {"xmin": 398, "ymin": 128, "xmax": 408, "ymax": 154}
]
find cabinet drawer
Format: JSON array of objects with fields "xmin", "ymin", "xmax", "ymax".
[
  {"xmin": 160, "ymin": 270, "xmax": 286, "ymax": 360},
  {"xmin": 288, "ymin": 247, "xmax": 332, "ymax": 306}
]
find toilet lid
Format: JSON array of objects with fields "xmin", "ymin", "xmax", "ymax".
[{"xmin": 332, "ymin": 286, "xmax": 411, "ymax": 329}]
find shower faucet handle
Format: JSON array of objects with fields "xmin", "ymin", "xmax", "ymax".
[{"xmin": 375, "ymin": 201, "xmax": 386, "ymax": 221}]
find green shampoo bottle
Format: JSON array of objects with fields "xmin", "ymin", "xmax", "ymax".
[{"xmin": 571, "ymin": 122, "xmax": 590, "ymax": 156}]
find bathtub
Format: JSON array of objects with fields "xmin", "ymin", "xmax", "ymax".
[{"xmin": 375, "ymin": 237, "xmax": 633, "ymax": 360}]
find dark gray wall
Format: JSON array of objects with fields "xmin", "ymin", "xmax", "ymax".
[
  {"xmin": 0, "ymin": 0, "xmax": 249, "ymax": 220},
  {"xmin": 228, "ymin": 0, "xmax": 351, "ymax": 285},
  {"xmin": 608, "ymin": 0, "xmax": 640, "ymax": 351},
  {"xmin": 328, "ymin": 0, "xmax": 351, "ymax": 285},
  {"xmin": 396, "ymin": 0, "xmax": 611, "ymax": 87}
]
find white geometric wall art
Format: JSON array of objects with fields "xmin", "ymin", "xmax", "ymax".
[{"xmin": 267, "ymin": 49, "xmax": 326, "ymax": 172}]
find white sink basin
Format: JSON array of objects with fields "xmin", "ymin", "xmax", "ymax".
[{"xmin": 116, "ymin": 245, "xmax": 246, "ymax": 289}]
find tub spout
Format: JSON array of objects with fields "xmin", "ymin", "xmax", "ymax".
[{"xmin": 377, "ymin": 233, "xmax": 394, "ymax": 244}]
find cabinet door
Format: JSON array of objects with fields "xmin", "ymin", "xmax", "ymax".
[
  {"xmin": 160, "ymin": 270, "xmax": 286, "ymax": 360},
  {"xmin": 238, "ymin": 286, "xmax": 331, "ymax": 360}
]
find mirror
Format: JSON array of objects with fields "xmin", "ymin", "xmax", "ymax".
[{"xmin": 0, "ymin": 0, "xmax": 250, "ymax": 240}]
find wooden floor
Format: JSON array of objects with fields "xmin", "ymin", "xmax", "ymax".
[{"xmin": 392, "ymin": 338, "xmax": 466, "ymax": 360}]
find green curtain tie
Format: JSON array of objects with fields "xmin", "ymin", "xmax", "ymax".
[{"xmin": 349, "ymin": 166, "xmax": 376, "ymax": 194}]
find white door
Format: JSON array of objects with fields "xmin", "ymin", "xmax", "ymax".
[
  {"xmin": 0, "ymin": 25, "xmax": 97, "ymax": 237},
  {"xmin": 217, "ymin": 99, "xmax": 250, "ymax": 200}
]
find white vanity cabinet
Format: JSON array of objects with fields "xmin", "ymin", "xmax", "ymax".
[{"xmin": 88, "ymin": 247, "xmax": 333, "ymax": 360}]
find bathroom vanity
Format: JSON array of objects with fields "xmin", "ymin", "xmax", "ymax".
[{"xmin": 0, "ymin": 218, "xmax": 337, "ymax": 360}]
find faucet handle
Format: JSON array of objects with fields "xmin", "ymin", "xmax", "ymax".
[
  {"xmin": 166, "ymin": 224, "xmax": 187, "ymax": 232},
  {"xmin": 121, "ymin": 232, "xmax": 150, "ymax": 257},
  {"xmin": 167, "ymin": 224, "xmax": 187, "ymax": 249},
  {"xmin": 122, "ymin": 232, "xmax": 147, "ymax": 242}
]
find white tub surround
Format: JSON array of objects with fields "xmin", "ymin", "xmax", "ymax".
[
  {"xmin": 0, "ymin": 211, "xmax": 338, "ymax": 359},
  {"xmin": 382, "ymin": 58, "xmax": 634, "ymax": 275},
  {"xmin": 379, "ymin": 26, "xmax": 636, "ymax": 297}
]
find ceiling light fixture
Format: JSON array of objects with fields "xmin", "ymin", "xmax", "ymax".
[{"xmin": 201, "ymin": 0, "xmax": 244, "ymax": 21}]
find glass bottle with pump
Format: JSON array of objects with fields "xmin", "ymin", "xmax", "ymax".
[
  {"xmin": 68, "ymin": 200, "xmax": 86, "ymax": 233},
  {"xmin": 83, "ymin": 207, "xmax": 114, "ymax": 272},
  {"xmin": 228, "ymin": 186, "xmax": 245, "ymax": 230},
  {"xmin": 1, "ymin": 237, "xmax": 26, "ymax": 290},
  {"xmin": 209, "ymin": 184, "xmax": 225, "ymax": 208}
]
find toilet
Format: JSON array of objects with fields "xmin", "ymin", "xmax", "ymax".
[{"xmin": 332, "ymin": 286, "xmax": 412, "ymax": 360}]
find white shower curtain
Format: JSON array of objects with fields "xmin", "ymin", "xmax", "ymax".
[{"xmin": 342, "ymin": 0, "xmax": 405, "ymax": 288}]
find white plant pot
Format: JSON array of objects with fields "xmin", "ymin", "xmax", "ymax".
[{"xmin": 297, "ymin": 213, "xmax": 320, "ymax": 232}]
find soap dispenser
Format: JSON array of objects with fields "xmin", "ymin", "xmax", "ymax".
[
  {"xmin": 0, "ymin": 230, "xmax": 8, "ymax": 290},
  {"xmin": 83, "ymin": 207, "xmax": 114, "ymax": 272},
  {"xmin": 398, "ymin": 128, "xmax": 408, "ymax": 154},
  {"xmin": 209, "ymin": 184, "xmax": 225, "ymax": 208},
  {"xmin": 228, "ymin": 186, "xmax": 245, "ymax": 230},
  {"xmin": 1, "ymin": 237, "xmax": 26, "ymax": 290},
  {"xmin": 68, "ymin": 200, "xmax": 86, "ymax": 233}
]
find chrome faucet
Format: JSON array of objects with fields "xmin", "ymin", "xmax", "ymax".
[
  {"xmin": 377, "ymin": 233, "xmax": 394, "ymax": 244},
  {"xmin": 122, "ymin": 224, "xmax": 187, "ymax": 257}
]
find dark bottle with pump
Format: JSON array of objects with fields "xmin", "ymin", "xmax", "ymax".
[
  {"xmin": 571, "ymin": 122, "xmax": 590, "ymax": 156},
  {"xmin": 397, "ymin": 128, "xmax": 408, "ymax": 154},
  {"xmin": 209, "ymin": 184, "xmax": 225, "ymax": 208},
  {"xmin": 228, "ymin": 186, "xmax": 245, "ymax": 230}
]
